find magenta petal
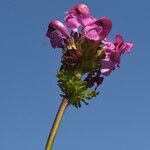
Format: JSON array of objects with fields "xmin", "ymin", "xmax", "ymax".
[
  {"xmin": 101, "ymin": 59, "xmax": 114, "ymax": 76},
  {"xmin": 49, "ymin": 31, "xmax": 63, "ymax": 48},
  {"xmin": 95, "ymin": 17, "xmax": 112, "ymax": 41},
  {"xmin": 76, "ymin": 4, "xmax": 90, "ymax": 16},
  {"xmin": 83, "ymin": 24, "xmax": 102, "ymax": 41},
  {"xmin": 124, "ymin": 42, "xmax": 133, "ymax": 53},
  {"xmin": 46, "ymin": 20, "xmax": 69, "ymax": 49},
  {"xmin": 115, "ymin": 34, "xmax": 123, "ymax": 44},
  {"xmin": 67, "ymin": 3, "xmax": 90, "ymax": 16},
  {"xmin": 102, "ymin": 39, "xmax": 115, "ymax": 54},
  {"xmin": 65, "ymin": 15, "xmax": 80, "ymax": 32},
  {"xmin": 114, "ymin": 34, "xmax": 133, "ymax": 53},
  {"xmin": 81, "ymin": 16, "xmax": 96, "ymax": 26},
  {"xmin": 49, "ymin": 20, "xmax": 70, "ymax": 38}
]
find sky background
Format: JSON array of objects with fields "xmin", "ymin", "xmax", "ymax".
[{"xmin": 0, "ymin": 0, "xmax": 150, "ymax": 150}]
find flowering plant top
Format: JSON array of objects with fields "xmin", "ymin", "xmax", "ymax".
[{"xmin": 46, "ymin": 3, "xmax": 133, "ymax": 108}]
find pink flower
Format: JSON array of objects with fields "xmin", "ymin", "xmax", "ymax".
[
  {"xmin": 66, "ymin": 3, "xmax": 90, "ymax": 16},
  {"xmin": 46, "ymin": 20, "xmax": 70, "ymax": 48},
  {"xmin": 65, "ymin": 3, "xmax": 94, "ymax": 32},
  {"xmin": 101, "ymin": 35, "xmax": 133, "ymax": 75},
  {"xmin": 65, "ymin": 14, "xmax": 81, "ymax": 32},
  {"xmin": 45, "ymin": 3, "xmax": 134, "ymax": 106},
  {"xmin": 46, "ymin": 31, "xmax": 64, "ymax": 49},
  {"xmin": 83, "ymin": 17, "xmax": 112, "ymax": 41},
  {"xmin": 114, "ymin": 34, "xmax": 133, "ymax": 54},
  {"xmin": 65, "ymin": 4, "xmax": 112, "ymax": 41},
  {"xmin": 101, "ymin": 59, "xmax": 115, "ymax": 76},
  {"xmin": 47, "ymin": 20, "xmax": 70, "ymax": 38}
]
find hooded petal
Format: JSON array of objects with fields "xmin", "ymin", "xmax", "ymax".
[
  {"xmin": 65, "ymin": 3, "xmax": 94, "ymax": 32},
  {"xmin": 65, "ymin": 14, "xmax": 80, "ymax": 32},
  {"xmin": 76, "ymin": 4, "xmax": 90, "ymax": 16},
  {"xmin": 83, "ymin": 24, "xmax": 102, "ymax": 41},
  {"xmin": 95, "ymin": 17, "xmax": 112, "ymax": 41},
  {"xmin": 47, "ymin": 20, "xmax": 70, "ymax": 38},
  {"xmin": 81, "ymin": 16, "xmax": 96, "ymax": 26},
  {"xmin": 83, "ymin": 17, "xmax": 112, "ymax": 41},
  {"xmin": 49, "ymin": 31, "xmax": 64, "ymax": 48},
  {"xmin": 66, "ymin": 3, "xmax": 90, "ymax": 17},
  {"xmin": 46, "ymin": 20, "xmax": 71, "ymax": 48}
]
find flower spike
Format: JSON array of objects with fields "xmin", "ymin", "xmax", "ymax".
[
  {"xmin": 45, "ymin": 3, "xmax": 133, "ymax": 150},
  {"xmin": 46, "ymin": 3, "xmax": 133, "ymax": 106}
]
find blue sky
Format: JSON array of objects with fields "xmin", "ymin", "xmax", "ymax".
[{"xmin": 0, "ymin": 0, "xmax": 150, "ymax": 150}]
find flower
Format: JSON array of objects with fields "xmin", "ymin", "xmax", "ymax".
[
  {"xmin": 65, "ymin": 14, "xmax": 81, "ymax": 32},
  {"xmin": 46, "ymin": 3, "xmax": 133, "ymax": 107},
  {"xmin": 65, "ymin": 4, "xmax": 112, "ymax": 41},
  {"xmin": 83, "ymin": 17, "xmax": 112, "ymax": 41},
  {"xmin": 101, "ymin": 35, "xmax": 133, "ymax": 75},
  {"xmin": 66, "ymin": 3, "xmax": 90, "ymax": 16},
  {"xmin": 46, "ymin": 20, "xmax": 70, "ymax": 48},
  {"xmin": 65, "ymin": 4, "xmax": 95, "ymax": 32},
  {"xmin": 46, "ymin": 31, "xmax": 64, "ymax": 48}
]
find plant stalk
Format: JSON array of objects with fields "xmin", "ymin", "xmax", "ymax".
[{"xmin": 45, "ymin": 98, "xmax": 69, "ymax": 150}]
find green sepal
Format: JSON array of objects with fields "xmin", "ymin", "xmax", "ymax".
[{"xmin": 57, "ymin": 70, "xmax": 99, "ymax": 108}]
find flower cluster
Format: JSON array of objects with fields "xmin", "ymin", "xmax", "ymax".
[{"xmin": 46, "ymin": 3, "xmax": 133, "ymax": 107}]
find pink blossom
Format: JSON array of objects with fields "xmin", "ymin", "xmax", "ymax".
[
  {"xmin": 101, "ymin": 35, "xmax": 133, "ymax": 75},
  {"xmin": 83, "ymin": 23, "xmax": 102, "ymax": 41},
  {"xmin": 46, "ymin": 20, "xmax": 70, "ymax": 48},
  {"xmin": 65, "ymin": 4, "xmax": 112, "ymax": 41},
  {"xmin": 46, "ymin": 31, "xmax": 64, "ymax": 49},
  {"xmin": 65, "ymin": 14, "xmax": 81, "ymax": 32},
  {"xmin": 66, "ymin": 3, "xmax": 90, "ymax": 17},
  {"xmin": 47, "ymin": 20, "xmax": 70, "ymax": 38},
  {"xmin": 65, "ymin": 3, "xmax": 94, "ymax": 32},
  {"xmin": 101, "ymin": 59, "xmax": 115, "ymax": 76},
  {"xmin": 83, "ymin": 17, "xmax": 112, "ymax": 41},
  {"xmin": 114, "ymin": 34, "xmax": 133, "ymax": 54}
]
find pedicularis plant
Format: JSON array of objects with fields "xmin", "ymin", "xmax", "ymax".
[{"xmin": 45, "ymin": 3, "xmax": 133, "ymax": 150}]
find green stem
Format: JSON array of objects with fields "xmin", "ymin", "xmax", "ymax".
[{"xmin": 45, "ymin": 98, "xmax": 69, "ymax": 150}]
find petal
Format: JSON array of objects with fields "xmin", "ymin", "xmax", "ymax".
[
  {"xmin": 103, "ymin": 40, "xmax": 115, "ymax": 54},
  {"xmin": 65, "ymin": 15, "xmax": 80, "ymax": 32},
  {"xmin": 114, "ymin": 34, "xmax": 133, "ymax": 54},
  {"xmin": 66, "ymin": 3, "xmax": 90, "ymax": 16},
  {"xmin": 101, "ymin": 59, "xmax": 115, "ymax": 76},
  {"xmin": 47, "ymin": 20, "xmax": 70, "ymax": 38},
  {"xmin": 95, "ymin": 17, "xmax": 112, "ymax": 41},
  {"xmin": 115, "ymin": 34, "xmax": 123, "ymax": 44},
  {"xmin": 124, "ymin": 42, "xmax": 133, "ymax": 53},
  {"xmin": 65, "ymin": 4, "xmax": 96, "ymax": 33},
  {"xmin": 81, "ymin": 16, "xmax": 96, "ymax": 26},
  {"xmin": 76, "ymin": 4, "xmax": 90, "ymax": 16},
  {"xmin": 83, "ymin": 24, "xmax": 102, "ymax": 41},
  {"xmin": 114, "ymin": 34, "xmax": 124, "ymax": 53},
  {"xmin": 49, "ymin": 31, "xmax": 63, "ymax": 48}
]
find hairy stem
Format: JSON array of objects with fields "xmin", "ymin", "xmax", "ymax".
[{"xmin": 45, "ymin": 98, "xmax": 69, "ymax": 150}]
